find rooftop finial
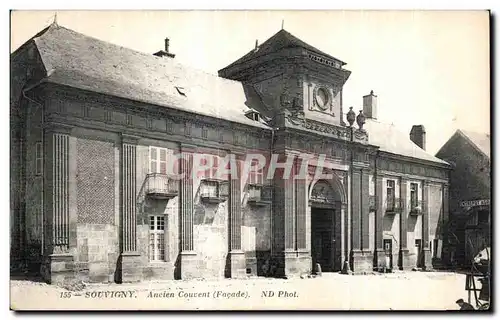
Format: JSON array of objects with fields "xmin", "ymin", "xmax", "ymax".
[
  {"xmin": 53, "ymin": 12, "xmax": 58, "ymax": 26},
  {"xmin": 281, "ymin": 19, "xmax": 284, "ymax": 30}
]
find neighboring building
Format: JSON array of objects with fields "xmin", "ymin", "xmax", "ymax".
[
  {"xmin": 436, "ymin": 129, "xmax": 491, "ymax": 267},
  {"xmin": 10, "ymin": 23, "xmax": 451, "ymax": 284}
]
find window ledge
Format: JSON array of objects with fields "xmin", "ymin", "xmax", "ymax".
[{"xmin": 148, "ymin": 261, "xmax": 170, "ymax": 265}]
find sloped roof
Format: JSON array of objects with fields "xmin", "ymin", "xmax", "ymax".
[
  {"xmin": 22, "ymin": 23, "xmax": 269, "ymax": 129},
  {"xmin": 458, "ymin": 129, "xmax": 490, "ymax": 158},
  {"xmin": 365, "ymin": 119, "xmax": 449, "ymax": 165},
  {"xmin": 13, "ymin": 24, "xmax": 451, "ymax": 166},
  {"xmin": 221, "ymin": 29, "xmax": 346, "ymax": 71}
]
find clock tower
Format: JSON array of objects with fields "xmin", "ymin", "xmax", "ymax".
[{"xmin": 218, "ymin": 29, "xmax": 351, "ymax": 127}]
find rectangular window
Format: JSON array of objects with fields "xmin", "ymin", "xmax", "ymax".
[
  {"xmin": 208, "ymin": 155, "xmax": 218, "ymax": 179},
  {"xmin": 478, "ymin": 210, "xmax": 489, "ymax": 225},
  {"xmin": 249, "ymin": 159, "xmax": 263, "ymax": 185},
  {"xmin": 149, "ymin": 215, "xmax": 166, "ymax": 261},
  {"xmin": 386, "ymin": 180, "xmax": 395, "ymax": 211},
  {"xmin": 410, "ymin": 183, "xmax": 418, "ymax": 208},
  {"xmin": 35, "ymin": 142, "xmax": 43, "ymax": 175},
  {"xmin": 150, "ymin": 146, "xmax": 168, "ymax": 174}
]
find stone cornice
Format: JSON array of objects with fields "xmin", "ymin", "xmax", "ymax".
[
  {"xmin": 45, "ymin": 83, "xmax": 271, "ymax": 136},
  {"xmin": 377, "ymin": 170, "xmax": 448, "ymax": 184},
  {"xmin": 222, "ymin": 53, "xmax": 349, "ymax": 85},
  {"xmin": 180, "ymin": 143, "xmax": 198, "ymax": 153},
  {"xmin": 283, "ymin": 113, "xmax": 352, "ymax": 141},
  {"xmin": 121, "ymin": 133, "xmax": 140, "ymax": 145},
  {"xmin": 44, "ymin": 121, "xmax": 73, "ymax": 135},
  {"xmin": 378, "ymin": 150, "xmax": 451, "ymax": 170}
]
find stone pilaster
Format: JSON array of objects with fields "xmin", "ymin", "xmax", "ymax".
[
  {"xmin": 351, "ymin": 169, "xmax": 361, "ymax": 252},
  {"xmin": 41, "ymin": 124, "xmax": 75, "ymax": 284},
  {"xmin": 361, "ymin": 169, "xmax": 370, "ymax": 252},
  {"xmin": 271, "ymin": 154, "xmax": 308, "ymax": 278},
  {"xmin": 341, "ymin": 202, "xmax": 348, "ymax": 265},
  {"xmin": 399, "ymin": 178, "xmax": 412, "ymax": 270},
  {"xmin": 351, "ymin": 167, "xmax": 372, "ymax": 272},
  {"xmin": 295, "ymin": 158, "xmax": 307, "ymax": 250},
  {"xmin": 228, "ymin": 154, "xmax": 245, "ymax": 278},
  {"xmin": 422, "ymin": 180, "xmax": 432, "ymax": 270},
  {"xmin": 120, "ymin": 134, "xmax": 141, "ymax": 282},
  {"xmin": 179, "ymin": 144, "xmax": 197, "ymax": 279},
  {"xmin": 374, "ymin": 174, "xmax": 385, "ymax": 271},
  {"xmin": 285, "ymin": 160, "xmax": 295, "ymax": 252}
]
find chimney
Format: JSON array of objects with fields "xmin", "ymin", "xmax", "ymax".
[
  {"xmin": 363, "ymin": 90, "xmax": 377, "ymax": 119},
  {"xmin": 153, "ymin": 37, "xmax": 176, "ymax": 58},
  {"xmin": 410, "ymin": 125, "xmax": 426, "ymax": 150},
  {"xmin": 165, "ymin": 38, "xmax": 170, "ymax": 52}
]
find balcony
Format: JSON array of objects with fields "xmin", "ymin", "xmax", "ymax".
[
  {"xmin": 385, "ymin": 198, "xmax": 402, "ymax": 215},
  {"xmin": 144, "ymin": 173, "xmax": 179, "ymax": 200},
  {"xmin": 409, "ymin": 200, "xmax": 423, "ymax": 215},
  {"xmin": 247, "ymin": 184, "xmax": 273, "ymax": 207},
  {"xmin": 200, "ymin": 178, "xmax": 229, "ymax": 204}
]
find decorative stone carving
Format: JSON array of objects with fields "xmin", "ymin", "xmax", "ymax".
[
  {"xmin": 292, "ymin": 92, "xmax": 303, "ymax": 110},
  {"xmin": 280, "ymin": 88, "xmax": 292, "ymax": 107},
  {"xmin": 353, "ymin": 129, "xmax": 369, "ymax": 144},
  {"xmin": 346, "ymin": 107, "xmax": 356, "ymax": 127},
  {"xmin": 310, "ymin": 181, "xmax": 335, "ymax": 204},
  {"xmin": 313, "ymin": 85, "xmax": 332, "ymax": 112},
  {"xmin": 284, "ymin": 111, "xmax": 351, "ymax": 140},
  {"xmin": 356, "ymin": 110, "xmax": 366, "ymax": 130}
]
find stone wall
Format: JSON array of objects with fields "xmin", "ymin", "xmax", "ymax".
[
  {"xmin": 242, "ymin": 205, "xmax": 271, "ymax": 276},
  {"xmin": 75, "ymin": 224, "xmax": 119, "ymax": 283},
  {"xmin": 193, "ymin": 201, "xmax": 228, "ymax": 279},
  {"xmin": 75, "ymin": 136, "xmax": 119, "ymax": 282},
  {"xmin": 24, "ymin": 99, "xmax": 43, "ymax": 267}
]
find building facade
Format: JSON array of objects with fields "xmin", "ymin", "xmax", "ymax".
[
  {"xmin": 436, "ymin": 130, "xmax": 490, "ymax": 267},
  {"xmin": 11, "ymin": 23, "xmax": 451, "ymax": 283}
]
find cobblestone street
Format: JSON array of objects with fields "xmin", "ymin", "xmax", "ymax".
[{"xmin": 11, "ymin": 271, "xmax": 470, "ymax": 310}]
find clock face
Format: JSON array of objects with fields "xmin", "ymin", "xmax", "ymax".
[{"xmin": 315, "ymin": 87, "xmax": 329, "ymax": 110}]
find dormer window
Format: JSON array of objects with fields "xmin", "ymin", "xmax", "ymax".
[{"xmin": 245, "ymin": 109, "xmax": 261, "ymax": 122}]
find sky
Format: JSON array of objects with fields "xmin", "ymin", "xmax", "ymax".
[{"xmin": 10, "ymin": 10, "xmax": 490, "ymax": 155}]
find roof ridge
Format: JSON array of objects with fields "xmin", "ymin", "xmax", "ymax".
[
  {"xmin": 220, "ymin": 28, "xmax": 345, "ymax": 73},
  {"xmin": 366, "ymin": 118, "xmax": 447, "ymax": 164},
  {"xmin": 457, "ymin": 129, "xmax": 490, "ymax": 158},
  {"xmin": 34, "ymin": 23, "xmax": 244, "ymax": 88}
]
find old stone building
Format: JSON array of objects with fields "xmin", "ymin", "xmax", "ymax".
[
  {"xmin": 11, "ymin": 23, "xmax": 451, "ymax": 283},
  {"xmin": 436, "ymin": 130, "xmax": 490, "ymax": 267}
]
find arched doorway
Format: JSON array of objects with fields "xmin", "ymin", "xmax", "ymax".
[{"xmin": 309, "ymin": 178, "xmax": 346, "ymax": 272}]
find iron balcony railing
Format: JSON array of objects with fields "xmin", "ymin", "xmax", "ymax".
[
  {"xmin": 409, "ymin": 200, "xmax": 423, "ymax": 215},
  {"xmin": 247, "ymin": 184, "xmax": 273, "ymax": 206},
  {"xmin": 385, "ymin": 197, "xmax": 402, "ymax": 214},
  {"xmin": 200, "ymin": 179, "xmax": 229, "ymax": 204},
  {"xmin": 144, "ymin": 173, "xmax": 179, "ymax": 200}
]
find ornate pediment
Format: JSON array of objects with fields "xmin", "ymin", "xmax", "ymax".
[{"xmin": 284, "ymin": 112, "xmax": 351, "ymax": 141}]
